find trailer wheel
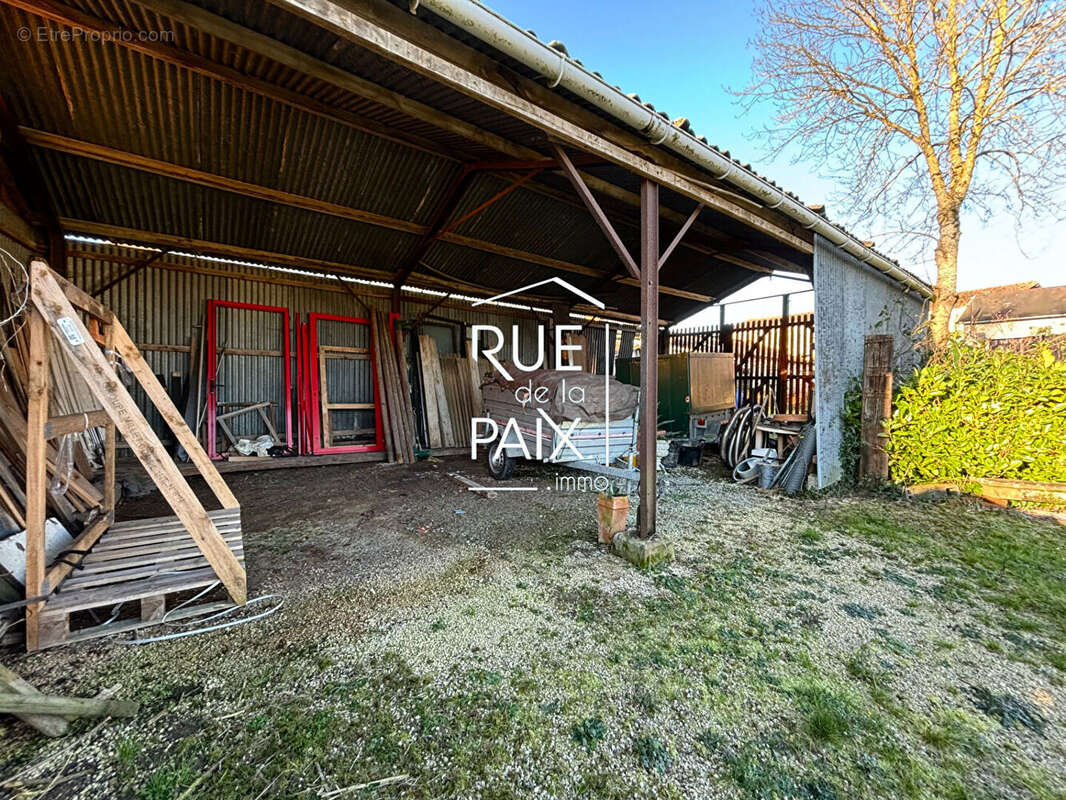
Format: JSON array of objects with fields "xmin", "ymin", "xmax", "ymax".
[{"xmin": 485, "ymin": 446, "xmax": 516, "ymax": 480}]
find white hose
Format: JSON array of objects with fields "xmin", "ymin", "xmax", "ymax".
[{"xmin": 125, "ymin": 582, "xmax": 283, "ymax": 645}]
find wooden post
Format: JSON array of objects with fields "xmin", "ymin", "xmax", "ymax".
[
  {"xmin": 103, "ymin": 320, "xmax": 117, "ymax": 514},
  {"xmin": 638, "ymin": 179, "xmax": 659, "ymax": 538},
  {"xmin": 776, "ymin": 294, "xmax": 790, "ymax": 414},
  {"xmin": 29, "ymin": 261, "xmax": 246, "ymax": 605},
  {"xmin": 24, "ymin": 309, "xmax": 50, "ymax": 652},
  {"xmin": 860, "ymin": 335, "xmax": 894, "ymax": 480}
]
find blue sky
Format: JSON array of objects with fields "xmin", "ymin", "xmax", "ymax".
[{"xmin": 485, "ymin": 0, "xmax": 1065, "ymax": 321}]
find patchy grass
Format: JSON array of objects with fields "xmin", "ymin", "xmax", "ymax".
[
  {"xmin": 3, "ymin": 474, "xmax": 1065, "ymax": 800},
  {"xmin": 820, "ymin": 501, "xmax": 1066, "ymax": 666}
]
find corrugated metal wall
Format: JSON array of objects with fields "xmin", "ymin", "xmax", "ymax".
[{"xmin": 67, "ymin": 243, "xmax": 543, "ymax": 443}]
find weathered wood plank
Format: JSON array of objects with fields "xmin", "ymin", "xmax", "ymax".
[
  {"xmin": 0, "ymin": 664, "xmax": 69, "ymax": 737},
  {"xmin": 24, "ymin": 309, "xmax": 50, "ymax": 652},
  {"xmin": 110, "ymin": 318, "xmax": 239, "ymax": 510},
  {"xmin": 29, "ymin": 262, "xmax": 246, "ymax": 605},
  {"xmin": 0, "ymin": 692, "xmax": 138, "ymax": 718}
]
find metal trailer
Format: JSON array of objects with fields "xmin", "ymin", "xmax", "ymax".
[
  {"xmin": 616, "ymin": 352, "xmax": 734, "ymax": 442},
  {"xmin": 480, "ymin": 385, "xmax": 640, "ymax": 486}
]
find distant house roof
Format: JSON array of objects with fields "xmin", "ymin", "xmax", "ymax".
[{"xmin": 958, "ymin": 284, "xmax": 1066, "ymax": 324}]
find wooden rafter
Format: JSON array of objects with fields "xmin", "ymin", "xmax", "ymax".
[
  {"xmin": 659, "ymin": 204, "xmax": 703, "ymax": 270},
  {"xmin": 4, "ymin": 0, "xmax": 804, "ymax": 278},
  {"xmin": 275, "ymin": 0, "xmax": 814, "ymax": 254},
  {"xmin": 552, "ymin": 145, "xmax": 639, "ymax": 280}
]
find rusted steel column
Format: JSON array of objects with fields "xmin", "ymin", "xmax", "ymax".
[{"xmin": 638, "ymin": 179, "xmax": 659, "ymax": 538}]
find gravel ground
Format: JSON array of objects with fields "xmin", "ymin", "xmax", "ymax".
[{"xmin": 1, "ymin": 457, "xmax": 1064, "ymax": 799}]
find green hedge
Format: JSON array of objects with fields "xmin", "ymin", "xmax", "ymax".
[{"xmin": 887, "ymin": 339, "xmax": 1066, "ymax": 485}]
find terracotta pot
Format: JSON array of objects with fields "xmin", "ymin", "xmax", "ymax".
[{"xmin": 597, "ymin": 494, "xmax": 629, "ymax": 544}]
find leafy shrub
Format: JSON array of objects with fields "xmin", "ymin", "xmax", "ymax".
[
  {"xmin": 887, "ymin": 339, "xmax": 1066, "ymax": 484},
  {"xmin": 839, "ymin": 377, "xmax": 864, "ymax": 484}
]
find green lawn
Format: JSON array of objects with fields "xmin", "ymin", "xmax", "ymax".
[{"xmin": 2, "ymin": 486, "xmax": 1064, "ymax": 799}]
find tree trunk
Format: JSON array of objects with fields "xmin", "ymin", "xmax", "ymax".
[{"xmin": 929, "ymin": 206, "xmax": 961, "ymax": 347}]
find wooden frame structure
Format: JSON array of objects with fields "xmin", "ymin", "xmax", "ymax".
[
  {"xmin": 206, "ymin": 299, "xmax": 292, "ymax": 459},
  {"xmin": 23, "ymin": 260, "xmax": 246, "ymax": 650},
  {"xmin": 0, "ymin": 0, "xmax": 927, "ymax": 547},
  {"xmin": 305, "ymin": 313, "xmax": 385, "ymax": 455}
]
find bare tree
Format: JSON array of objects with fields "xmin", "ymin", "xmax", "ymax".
[{"xmin": 743, "ymin": 0, "xmax": 1066, "ymax": 344}]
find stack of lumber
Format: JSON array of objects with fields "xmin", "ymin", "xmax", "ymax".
[
  {"xmin": 370, "ymin": 310, "xmax": 415, "ymax": 463},
  {"xmin": 439, "ymin": 354, "xmax": 483, "ymax": 447},
  {"xmin": 0, "ymin": 325, "xmax": 103, "ymax": 540},
  {"xmin": 419, "ymin": 336, "xmax": 483, "ymax": 450}
]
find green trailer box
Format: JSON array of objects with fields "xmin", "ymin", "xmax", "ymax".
[{"xmin": 616, "ymin": 352, "xmax": 735, "ymax": 436}]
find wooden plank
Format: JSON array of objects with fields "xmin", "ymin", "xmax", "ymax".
[
  {"xmin": 24, "ymin": 309, "xmax": 49, "ymax": 652},
  {"xmin": 418, "ymin": 335, "xmax": 442, "ymax": 449},
  {"xmin": 80, "ymin": 542, "xmax": 243, "ymax": 576},
  {"xmin": 42, "ymin": 567, "xmax": 220, "ymax": 613},
  {"xmin": 43, "ymin": 512, "xmax": 113, "ymax": 594},
  {"xmin": 110, "ymin": 318, "xmax": 240, "ymax": 510},
  {"xmin": 43, "ymin": 409, "xmax": 110, "ymax": 439},
  {"xmin": 48, "ymin": 601, "xmax": 234, "ymax": 649},
  {"xmin": 318, "ymin": 347, "xmax": 333, "ymax": 448},
  {"xmin": 0, "ymin": 692, "xmax": 139, "ymax": 718},
  {"xmin": 0, "ymin": 663, "xmax": 69, "ymax": 737},
  {"xmin": 103, "ymin": 320, "xmax": 117, "ymax": 514},
  {"xmin": 23, "ymin": 129, "xmax": 424, "ymax": 236},
  {"xmin": 85, "ymin": 534, "xmax": 243, "ymax": 564},
  {"xmin": 859, "ymin": 335, "xmax": 893, "ymax": 480},
  {"xmin": 978, "ymin": 478, "xmax": 1066, "ymax": 506},
  {"xmin": 215, "ymin": 401, "xmax": 271, "ymax": 422},
  {"xmin": 29, "ymin": 261, "xmax": 246, "ymax": 605},
  {"xmin": 419, "ymin": 335, "xmax": 454, "ymax": 448},
  {"xmin": 104, "ymin": 508, "xmax": 241, "ymax": 535},
  {"xmin": 392, "ymin": 327, "xmax": 417, "ymax": 462},
  {"xmin": 320, "ymin": 345, "xmax": 369, "ymax": 355},
  {"xmin": 62, "ymin": 550, "xmax": 245, "ymax": 591},
  {"xmin": 176, "ymin": 450, "xmax": 388, "ymax": 473},
  {"xmin": 370, "ymin": 313, "xmax": 396, "ymax": 462}
]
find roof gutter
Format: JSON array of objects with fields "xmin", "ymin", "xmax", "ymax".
[{"xmin": 417, "ymin": 0, "xmax": 933, "ymax": 299}]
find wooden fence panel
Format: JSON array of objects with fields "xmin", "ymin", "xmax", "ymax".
[{"xmin": 667, "ymin": 313, "xmax": 815, "ymax": 415}]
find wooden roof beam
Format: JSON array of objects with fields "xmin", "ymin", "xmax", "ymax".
[
  {"xmin": 91, "ymin": 0, "xmax": 795, "ymax": 266},
  {"xmin": 279, "ymin": 0, "xmax": 814, "ymax": 254},
  {"xmin": 6, "ymin": 0, "xmax": 786, "ymax": 279},
  {"xmin": 33, "ymin": 131, "xmax": 709, "ymax": 301},
  {"xmin": 552, "ymin": 144, "xmax": 639, "ymax": 280}
]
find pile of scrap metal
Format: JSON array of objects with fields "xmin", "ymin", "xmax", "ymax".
[{"xmin": 720, "ymin": 399, "xmax": 815, "ymax": 495}]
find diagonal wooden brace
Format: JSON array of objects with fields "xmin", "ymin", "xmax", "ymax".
[
  {"xmin": 28, "ymin": 260, "xmax": 247, "ymax": 605},
  {"xmin": 552, "ymin": 144, "xmax": 640, "ymax": 279}
]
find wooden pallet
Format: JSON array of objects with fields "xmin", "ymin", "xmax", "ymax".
[{"xmin": 35, "ymin": 509, "xmax": 244, "ymax": 649}]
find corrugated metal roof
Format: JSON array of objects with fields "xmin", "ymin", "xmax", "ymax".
[{"xmin": 0, "ymin": 0, "xmax": 826, "ymax": 324}]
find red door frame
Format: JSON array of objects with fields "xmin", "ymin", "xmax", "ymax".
[
  {"xmin": 305, "ymin": 312, "xmax": 385, "ymax": 454},
  {"xmin": 206, "ymin": 299, "xmax": 292, "ymax": 459}
]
